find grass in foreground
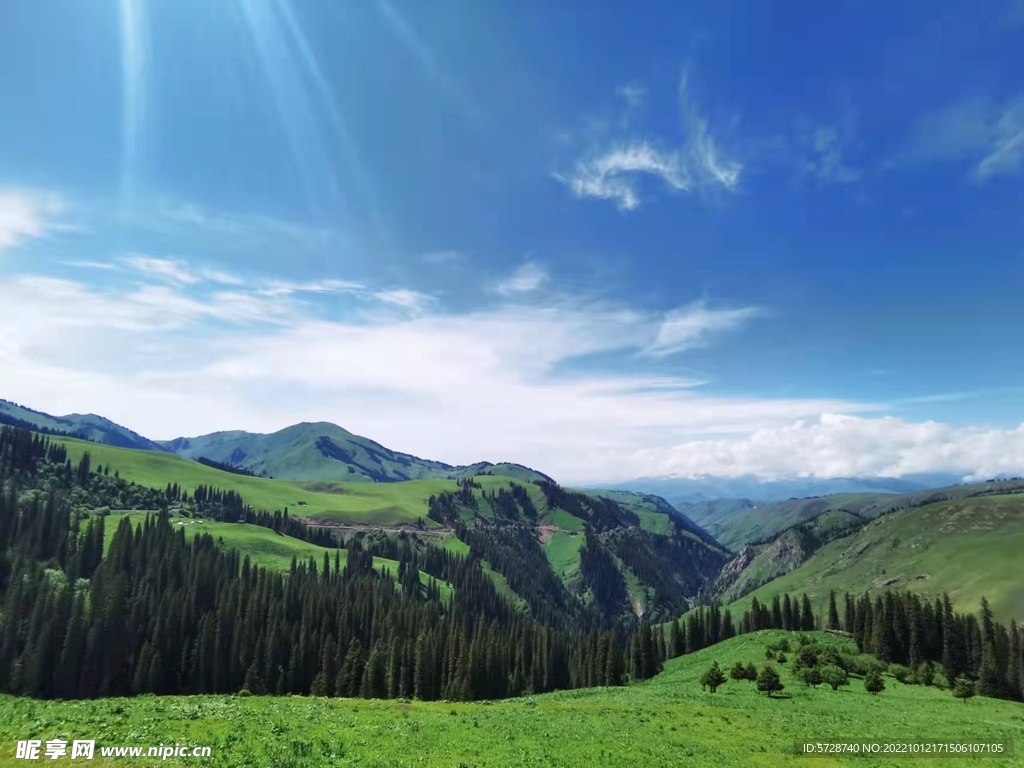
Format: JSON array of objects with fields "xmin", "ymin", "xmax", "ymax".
[{"xmin": 0, "ymin": 631, "xmax": 1020, "ymax": 767}]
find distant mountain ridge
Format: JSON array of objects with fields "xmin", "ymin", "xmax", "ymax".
[
  {"xmin": 158, "ymin": 421, "xmax": 556, "ymax": 485},
  {"xmin": 0, "ymin": 399, "xmax": 167, "ymax": 452},
  {"xmin": 606, "ymin": 472, "xmax": 965, "ymax": 505}
]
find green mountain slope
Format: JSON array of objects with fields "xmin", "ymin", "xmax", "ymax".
[
  {"xmin": 710, "ymin": 492, "xmax": 898, "ymax": 550},
  {"xmin": 160, "ymin": 421, "xmax": 553, "ymax": 484},
  {"xmin": 712, "ymin": 478, "xmax": 1024, "ymax": 551},
  {"xmin": 727, "ymin": 493, "xmax": 1024, "ymax": 624},
  {"xmin": 579, "ymin": 488, "xmax": 721, "ymax": 546},
  {"xmin": 674, "ymin": 497, "xmax": 760, "ymax": 528},
  {"xmin": 53, "ymin": 432, "xmax": 724, "ymax": 625},
  {"xmin": 0, "ymin": 398, "xmax": 167, "ymax": 452}
]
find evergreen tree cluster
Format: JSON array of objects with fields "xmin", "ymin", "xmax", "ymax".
[
  {"xmin": 0, "ymin": 508, "xmax": 632, "ymax": 702},
  {"xmin": 0, "ymin": 427, "xmax": 641, "ymax": 702},
  {"xmin": 729, "ymin": 585, "xmax": 1024, "ymax": 704},
  {"xmin": 533, "ymin": 482, "xmax": 640, "ymax": 531},
  {"xmin": 195, "ymin": 456, "xmax": 259, "ymax": 477},
  {"xmin": 578, "ymin": 527, "xmax": 629, "ymax": 622}
]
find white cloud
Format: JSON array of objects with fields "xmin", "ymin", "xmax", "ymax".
[
  {"xmin": 200, "ymin": 268, "xmax": 246, "ymax": 286},
  {"xmin": 556, "ymin": 75, "xmax": 741, "ymax": 210},
  {"xmin": 496, "ymin": 262, "xmax": 549, "ymax": 294},
  {"xmin": 3, "ymin": 269, "xmax": 1021, "ymax": 484},
  {"xmin": 645, "ymin": 301, "xmax": 762, "ymax": 357},
  {"xmin": 0, "ymin": 189, "xmax": 65, "ymax": 251},
  {"xmin": 910, "ymin": 95, "xmax": 1024, "ymax": 179},
  {"xmin": 634, "ymin": 414, "xmax": 1024, "ymax": 483},
  {"xmin": 372, "ymin": 288, "xmax": 430, "ymax": 311},
  {"xmin": 124, "ymin": 255, "xmax": 201, "ymax": 284},
  {"xmin": 555, "ymin": 143, "xmax": 688, "ymax": 211}
]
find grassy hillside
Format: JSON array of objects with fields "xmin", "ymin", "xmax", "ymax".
[
  {"xmin": 580, "ymin": 489, "xmax": 721, "ymax": 546},
  {"xmin": 160, "ymin": 422, "xmax": 460, "ymax": 483},
  {"xmin": 543, "ymin": 530, "xmax": 584, "ymax": 582},
  {"xmin": 714, "ymin": 509, "xmax": 866, "ymax": 601},
  {"xmin": 50, "ymin": 434, "xmax": 731, "ymax": 625},
  {"xmin": 728, "ymin": 494, "xmax": 1024, "ymax": 624},
  {"xmin": 0, "ymin": 399, "xmax": 165, "ymax": 451},
  {"xmin": 712, "ymin": 493, "xmax": 897, "ymax": 550},
  {"xmin": 714, "ymin": 479, "xmax": 1024, "ymax": 551},
  {"xmin": 676, "ymin": 497, "xmax": 759, "ymax": 528},
  {"xmin": 160, "ymin": 422, "xmax": 553, "ymax": 486},
  {"xmin": 1, "ymin": 630, "xmax": 1020, "ymax": 767},
  {"xmin": 56, "ymin": 435, "xmax": 497, "ymax": 525}
]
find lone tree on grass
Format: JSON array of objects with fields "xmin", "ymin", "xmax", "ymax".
[
  {"xmin": 820, "ymin": 665, "xmax": 849, "ymax": 692},
  {"xmin": 757, "ymin": 664, "xmax": 785, "ymax": 698},
  {"xmin": 952, "ymin": 677, "xmax": 976, "ymax": 705},
  {"xmin": 864, "ymin": 670, "xmax": 885, "ymax": 695},
  {"xmin": 729, "ymin": 661, "xmax": 747, "ymax": 682},
  {"xmin": 701, "ymin": 662, "xmax": 726, "ymax": 693},
  {"xmin": 744, "ymin": 662, "xmax": 758, "ymax": 681}
]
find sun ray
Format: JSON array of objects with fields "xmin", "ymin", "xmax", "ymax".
[{"xmin": 118, "ymin": 0, "xmax": 148, "ymax": 215}]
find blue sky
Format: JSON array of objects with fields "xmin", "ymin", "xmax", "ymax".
[{"xmin": 1, "ymin": 0, "xmax": 1023, "ymax": 483}]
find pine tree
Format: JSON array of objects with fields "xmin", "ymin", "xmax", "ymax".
[
  {"xmin": 1008, "ymin": 622, "xmax": 1023, "ymax": 702},
  {"xmin": 864, "ymin": 670, "xmax": 885, "ymax": 695},
  {"xmin": 952, "ymin": 676, "xmax": 975, "ymax": 704},
  {"xmin": 669, "ymin": 619, "xmax": 683, "ymax": 659},
  {"xmin": 827, "ymin": 591, "xmax": 840, "ymax": 631},
  {"xmin": 700, "ymin": 662, "xmax": 726, "ymax": 693},
  {"xmin": 844, "ymin": 594, "xmax": 856, "ymax": 633},
  {"xmin": 729, "ymin": 661, "xmax": 747, "ymax": 682},
  {"xmin": 978, "ymin": 597, "xmax": 1001, "ymax": 697},
  {"xmin": 756, "ymin": 664, "xmax": 784, "ymax": 697},
  {"xmin": 801, "ymin": 594, "xmax": 815, "ymax": 631}
]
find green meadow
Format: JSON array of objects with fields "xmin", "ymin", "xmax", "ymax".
[
  {"xmin": 1, "ymin": 630, "xmax": 1019, "ymax": 767},
  {"xmin": 57, "ymin": 437, "xmax": 519, "ymax": 526}
]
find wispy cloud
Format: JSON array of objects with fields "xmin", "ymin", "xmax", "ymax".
[
  {"xmin": 555, "ymin": 143, "xmax": 687, "ymax": 211},
  {"xmin": 0, "ymin": 188, "xmax": 66, "ymax": 251},
  {"xmin": 422, "ymin": 250, "xmax": 465, "ymax": 266},
  {"xmin": 644, "ymin": 301, "xmax": 762, "ymax": 357},
  {"xmin": 258, "ymin": 278, "xmax": 365, "ymax": 297},
  {"xmin": 803, "ymin": 126, "xmax": 862, "ymax": 185},
  {"xmin": 555, "ymin": 74, "xmax": 741, "ymax": 210},
  {"xmin": 617, "ymin": 84, "xmax": 646, "ymax": 108},
  {"xmin": 199, "ymin": 268, "xmax": 245, "ymax": 286},
  {"xmin": 124, "ymin": 255, "xmax": 201, "ymax": 284},
  {"xmin": 908, "ymin": 95, "xmax": 1024, "ymax": 180},
  {"xmin": 496, "ymin": 262, "xmax": 549, "ymax": 294},
  {"xmin": 61, "ymin": 260, "xmax": 118, "ymax": 270},
  {"xmin": 373, "ymin": 288, "xmax": 430, "ymax": 311}
]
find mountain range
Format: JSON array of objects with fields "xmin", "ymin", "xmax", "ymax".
[
  {"xmin": 603, "ymin": 472, "xmax": 967, "ymax": 506},
  {"xmin": 1, "ymin": 398, "xmax": 972, "ymax": 503}
]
